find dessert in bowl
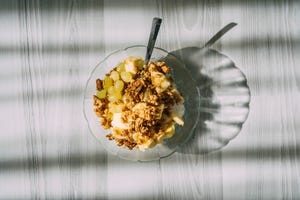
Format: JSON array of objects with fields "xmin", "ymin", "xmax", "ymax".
[{"xmin": 83, "ymin": 45, "xmax": 200, "ymax": 161}]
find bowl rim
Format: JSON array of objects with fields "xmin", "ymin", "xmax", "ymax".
[{"xmin": 83, "ymin": 45, "xmax": 200, "ymax": 161}]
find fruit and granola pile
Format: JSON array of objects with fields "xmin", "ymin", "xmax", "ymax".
[{"xmin": 93, "ymin": 57, "xmax": 184, "ymax": 150}]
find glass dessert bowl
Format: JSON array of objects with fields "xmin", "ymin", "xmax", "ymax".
[{"xmin": 83, "ymin": 45, "xmax": 200, "ymax": 161}]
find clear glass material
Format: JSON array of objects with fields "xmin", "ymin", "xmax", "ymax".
[{"xmin": 83, "ymin": 45, "xmax": 200, "ymax": 161}]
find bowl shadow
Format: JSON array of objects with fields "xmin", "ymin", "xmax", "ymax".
[{"xmin": 169, "ymin": 47, "xmax": 251, "ymax": 155}]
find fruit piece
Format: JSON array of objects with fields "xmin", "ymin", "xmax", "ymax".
[
  {"xmin": 161, "ymin": 79, "xmax": 171, "ymax": 90},
  {"xmin": 138, "ymin": 138, "xmax": 155, "ymax": 151},
  {"xmin": 165, "ymin": 124, "xmax": 175, "ymax": 136},
  {"xmin": 103, "ymin": 76, "xmax": 113, "ymax": 89},
  {"xmin": 111, "ymin": 114, "xmax": 129, "ymax": 129},
  {"xmin": 114, "ymin": 80, "xmax": 124, "ymax": 92},
  {"xmin": 158, "ymin": 123, "xmax": 175, "ymax": 142},
  {"xmin": 110, "ymin": 70, "xmax": 120, "ymax": 81},
  {"xmin": 172, "ymin": 113, "xmax": 184, "ymax": 126},
  {"xmin": 136, "ymin": 57, "xmax": 144, "ymax": 70},
  {"xmin": 125, "ymin": 57, "xmax": 142, "ymax": 74},
  {"xmin": 117, "ymin": 62, "xmax": 125, "ymax": 72},
  {"xmin": 107, "ymin": 95, "xmax": 117, "ymax": 102},
  {"xmin": 115, "ymin": 91, "xmax": 122, "ymax": 100},
  {"xmin": 120, "ymin": 71, "xmax": 132, "ymax": 83},
  {"xmin": 106, "ymin": 112, "xmax": 113, "ymax": 120},
  {"xmin": 107, "ymin": 86, "xmax": 116, "ymax": 95},
  {"xmin": 108, "ymin": 92, "xmax": 122, "ymax": 102},
  {"xmin": 151, "ymin": 71, "xmax": 170, "ymax": 93},
  {"xmin": 109, "ymin": 103, "xmax": 124, "ymax": 113},
  {"xmin": 96, "ymin": 89, "xmax": 107, "ymax": 99},
  {"xmin": 151, "ymin": 72, "xmax": 164, "ymax": 86},
  {"xmin": 125, "ymin": 61, "xmax": 137, "ymax": 74}
]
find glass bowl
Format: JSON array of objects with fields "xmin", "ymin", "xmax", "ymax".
[{"xmin": 83, "ymin": 45, "xmax": 200, "ymax": 161}]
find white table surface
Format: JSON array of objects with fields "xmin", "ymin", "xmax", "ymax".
[{"xmin": 1, "ymin": 0, "xmax": 300, "ymax": 199}]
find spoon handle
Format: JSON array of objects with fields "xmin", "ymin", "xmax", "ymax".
[
  {"xmin": 144, "ymin": 17, "xmax": 162, "ymax": 65},
  {"xmin": 204, "ymin": 22, "xmax": 237, "ymax": 48}
]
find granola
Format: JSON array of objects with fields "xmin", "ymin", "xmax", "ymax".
[{"xmin": 93, "ymin": 57, "xmax": 185, "ymax": 150}]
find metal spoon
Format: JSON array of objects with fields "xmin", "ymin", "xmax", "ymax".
[
  {"xmin": 204, "ymin": 22, "xmax": 237, "ymax": 48},
  {"xmin": 144, "ymin": 17, "xmax": 162, "ymax": 66}
]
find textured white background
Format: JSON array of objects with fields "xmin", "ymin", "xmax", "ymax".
[{"xmin": 0, "ymin": 0, "xmax": 299, "ymax": 199}]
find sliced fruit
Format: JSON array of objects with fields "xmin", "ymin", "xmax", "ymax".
[
  {"xmin": 110, "ymin": 70, "xmax": 120, "ymax": 81},
  {"xmin": 120, "ymin": 71, "xmax": 133, "ymax": 83},
  {"xmin": 114, "ymin": 80, "xmax": 124, "ymax": 92},
  {"xmin": 103, "ymin": 76, "xmax": 113, "ymax": 89},
  {"xmin": 109, "ymin": 103, "xmax": 124, "ymax": 113},
  {"xmin": 116, "ymin": 62, "xmax": 125, "ymax": 72},
  {"xmin": 107, "ymin": 86, "xmax": 116, "ymax": 95},
  {"xmin": 96, "ymin": 89, "xmax": 107, "ymax": 99}
]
